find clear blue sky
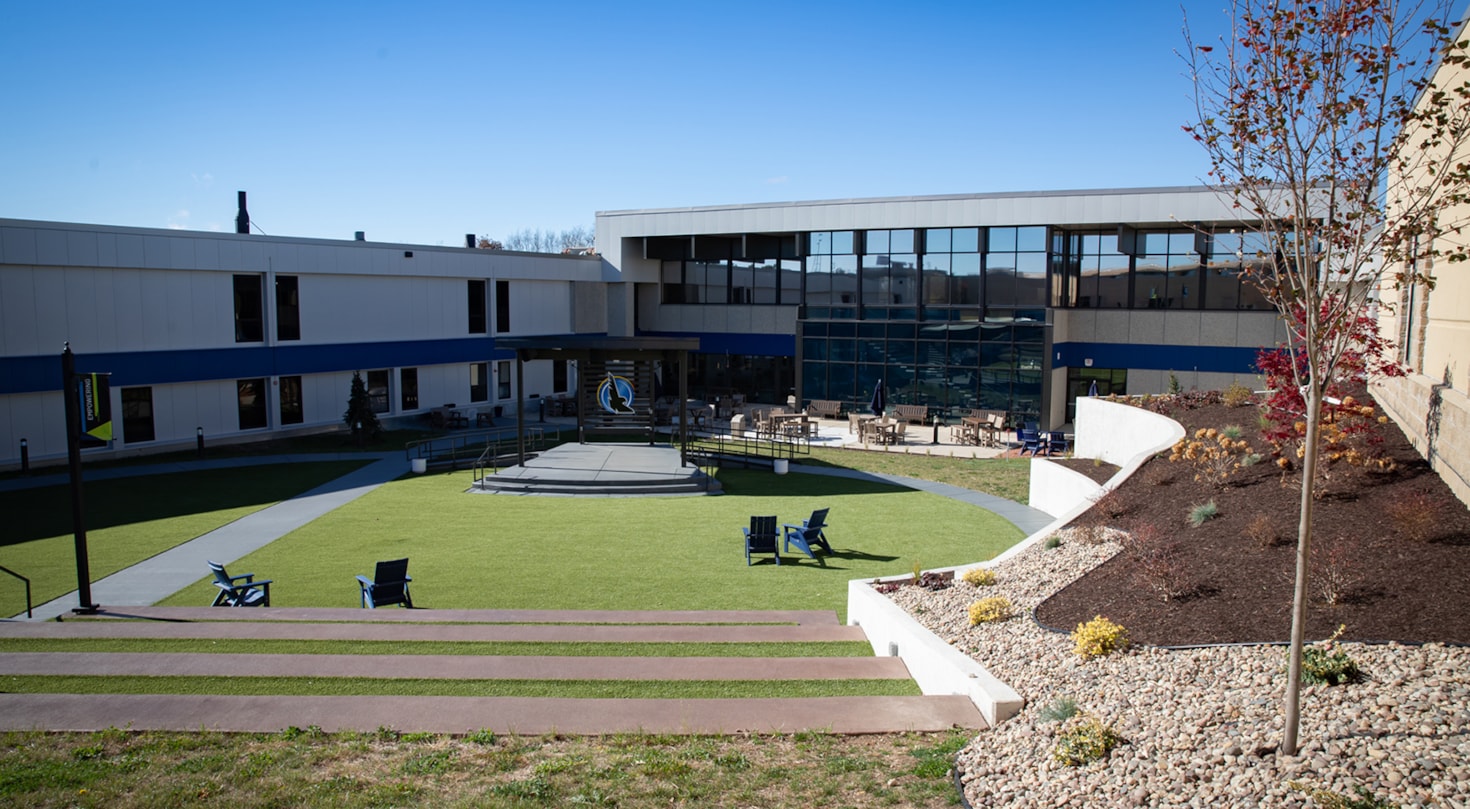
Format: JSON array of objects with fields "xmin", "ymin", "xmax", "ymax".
[{"xmin": 0, "ymin": 1, "xmax": 1236, "ymax": 246}]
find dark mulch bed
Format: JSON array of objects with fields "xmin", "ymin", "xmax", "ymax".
[
  {"xmin": 1033, "ymin": 393, "xmax": 1470, "ymax": 646},
  {"xmin": 1048, "ymin": 457, "xmax": 1121, "ymax": 486}
]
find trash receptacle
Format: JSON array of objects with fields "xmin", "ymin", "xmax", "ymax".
[
  {"xmin": 773, "ymin": 459, "xmax": 789, "ymax": 475},
  {"xmin": 411, "ymin": 458, "xmax": 427, "ymax": 474}
]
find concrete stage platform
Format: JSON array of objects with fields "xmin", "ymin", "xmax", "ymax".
[{"xmin": 473, "ymin": 443, "xmax": 720, "ymax": 496}]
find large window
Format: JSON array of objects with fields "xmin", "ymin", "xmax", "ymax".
[
  {"xmin": 121, "ymin": 387, "xmax": 155, "ymax": 443},
  {"xmin": 985, "ymin": 227, "xmax": 1048, "ymax": 307},
  {"xmin": 495, "ymin": 280, "xmax": 510, "ymax": 333},
  {"xmin": 233, "ymin": 274, "xmax": 264, "ymax": 342},
  {"xmin": 468, "ymin": 279, "xmax": 487, "ymax": 334},
  {"xmin": 470, "ymin": 362, "xmax": 489, "ymax": 403},
  {"xmin": 553, "ymin": 359, "xmax": 569, "ymax": 393},
  {"xmin": 237, "ymin": 378, "xmax": 267, "ymax": 430},
  {"xmin": 496, "ymin": 360, "xmax": 512, "ymax": 399},
  {"xmin": 400, "ymin": 368, "xmax": 418, "ymax": 411},
  {"xmin": 280, "ymin": 375, "xmax": 303, "ymax": 425},
  {"xmin": 860, "ymin": 229, "xmax": 919, "ymax": 318},
  {"xmin": 1133, "ymin": 231, "xmax": 1201, "ymax": 309},
  {"xmin": 921, "ymin": 227, "xmax": 982, "ymax": 307},
  {"xmin": 1205, "ymin": 232, "xmax": 1273, "ymax": 310},
  {"xmin": 275, "ymin": 275, "xmax": 300, "ymax": 341},
  {"xmin": 803, "ymin": 231, "xmax": 858, "ymax": 315},
  {"xmin": 367, "ymin": 370, "xmax": 390, "ymax": 414}
]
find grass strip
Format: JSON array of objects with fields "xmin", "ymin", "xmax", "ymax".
[
  {"xmin": 0, "ymin": 675, "xmax": 920, "ymax": 699},
  {"xmin": 0, "ymin": 638, "xmax": 876, "ymax": 658}
]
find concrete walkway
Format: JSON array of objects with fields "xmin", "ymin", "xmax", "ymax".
[{"xmin": 18, "ymin": 453, "xmax": 405, "ymax": 621}]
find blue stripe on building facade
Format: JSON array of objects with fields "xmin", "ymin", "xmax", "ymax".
[
  {"xmin": 0, "ymin": 339, "xmax": 522, "ymax": 395},
  {"xmin": 1053, "ymin": 342, "xmax": 1262, "ymax": 375}
]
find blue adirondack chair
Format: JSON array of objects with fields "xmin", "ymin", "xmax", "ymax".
[
  {"xmin": 208, "ymin": 560, "xmax": 271, "ymax": 607},
  {"xmin": 743, "ymin": 515, "xmax": 781, "ymax": 566},
  {"xmin": 782, "ymin": 508, "xmax": 833, "ymax": 559},
  {"xmin": 357, "ymin": 558, "xmax": 413, "ymax": 608},
  {"xmin": 1046, "ymin": 430, "xmax": 1071, "ymax": 456},
  {"xmin": 1018, "ymin": 427, "xmax": 1043, "ymax": 456}
]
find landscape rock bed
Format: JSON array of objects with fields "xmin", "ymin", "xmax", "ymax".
[{"xmin": 888, "ymin": 531, "xmax": 1470, "ymax": 807}]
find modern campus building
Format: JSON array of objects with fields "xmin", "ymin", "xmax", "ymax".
[{"xmin": 2, "ymin": 184, "xmax": 1293, "ymax": 469}]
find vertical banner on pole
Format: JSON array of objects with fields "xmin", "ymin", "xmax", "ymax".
[
  {"xmin": 61, "ymin": 344, "xmax": 100, "ymax": 614},
  {"xmin": 78, "ymin": 373, "xmax": 112, "ymax": 447}
]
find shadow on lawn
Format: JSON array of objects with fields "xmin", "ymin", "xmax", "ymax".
[{"xmin": 715, "ymin": 469, "xmax": 909, "ymax": 498}]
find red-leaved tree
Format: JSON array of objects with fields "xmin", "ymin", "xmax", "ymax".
[{"xmin": 1185, "ymin": 0, "xmax": 1470, "ymax": 755}]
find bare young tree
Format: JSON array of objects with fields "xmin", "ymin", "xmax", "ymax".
[{"xmin": 1184, "ymin": 0, "xmax": 1470, "ymax": 755}]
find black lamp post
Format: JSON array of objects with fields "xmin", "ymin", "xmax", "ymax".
[{"xmin": 196, "ymin": 427, "xmax": 204, "ymax": 457}]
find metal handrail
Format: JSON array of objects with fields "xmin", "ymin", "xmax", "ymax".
[{"xmin": 0, "ymin": 565, "xmax": 33, "ymax": 619}]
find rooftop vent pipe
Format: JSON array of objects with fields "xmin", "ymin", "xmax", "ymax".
[
  {"xmin": 355, "ymin": 231, "xmax": 365, "ymax": 241},
  {"xmin": 466, "ymin": 233, "xmax": 476, "ymax": 248},
  {"xmin": 235, "ymin": 191, "xmax": 249, "ymax": 234}
]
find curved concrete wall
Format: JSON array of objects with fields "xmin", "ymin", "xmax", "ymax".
[{"xmin": 848, "ymin": 395, "xmax": 1185, "ymax": 724}]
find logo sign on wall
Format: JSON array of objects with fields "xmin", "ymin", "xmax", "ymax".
[
  {"xmin": 597, "ymin": 374, "xmax": 636, "ymax": 414},
  {"xmin": 78, "ymin": 373, "xmax": 113, "ymax": 447}
]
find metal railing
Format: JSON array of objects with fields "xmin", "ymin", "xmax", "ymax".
[
  {"xmin": 0, "ymin": 565, "xmax": 33, "ymax": 619},
  {"xmin": 406, "ymin": 426, "xmax": 552, "ymax": 471}
]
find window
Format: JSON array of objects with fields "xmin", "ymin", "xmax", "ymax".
[
  {"xmin": 280, "ymin": 376, "xmax": 303, "ymax": 425},
  {"xmin": 553, "ymin": 359, "xmax": 568, "ymax": 393},
  {"xmin": 237, "ymin": 378, "xmax": 268, "ymax": 430},
  {"xmin": 121, "ymin": 386, "xmax": 155, "ymax": 443},
  {"xmin": 233, "ymin": 275, "xmax": 264, "ymax": 342},
  {"xmin": 400, "ymin": 368, "xmax": 419, "ymax": 411},
  {"xmin": 1133, "ymin": 231, "xmax": 1201, "ymax": 309},
  {"xmin": 275, "ymin": 276, "xmax": 300, "ymax": 341},
  {"xmin": 496, "ymin": 360, "xmax": 512, "ymax": 399},
  {"xmin": 468, "ymin": 279, "xmax": 487, "ymax": 333},
  {"xmin": 367, "ymin": 370, "xmax": 390, "ymax": 414},
  {"xmin": 495, "ymin": 280, "xmax": 510, "ymax": 333},
  {"xmin": 470, "ymin": 362, "xmax": 489, "ymax": 403},
  {"xmin": 803, "ymin": 231, "xmax": 858, "ymax": 313}
]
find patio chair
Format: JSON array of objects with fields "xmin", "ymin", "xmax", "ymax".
[
  {"xmin": 743, "ymin": 515, "xmax": 781, "ymax": 566},
  {"xmin": 357, "ymin": 558, "xmax": 414, "ymax": 608},
  {"xmin": 1046, "ymin": 430, "xmax": 1071, "ymax": 456},
  {"xmin": 1018, "ymin": 427, "xmax": 1043, "ymax": 457},
  {"xmin": 782, "ymin": 508, "xmax": 833, "ymax": 559},
  {"xmin": 208, "ymin": 560, "xmax": 271, "ymax": 607}
]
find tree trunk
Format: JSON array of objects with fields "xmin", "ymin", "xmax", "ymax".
[{"xmin": 1283, "ymin": 383, "xmax": 1323, "ymax": 755}]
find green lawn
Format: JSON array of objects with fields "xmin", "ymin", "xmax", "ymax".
[
  {"xmin": 160, "ymin": 467, "xmax": 1024, "ymax": 620},
  {"xmin": 0, "ymin": 462, "xmax": 367, "ymax": 618}
]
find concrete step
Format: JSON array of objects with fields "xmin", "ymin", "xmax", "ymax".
[
  {"xmin": 0, "ymin": 693, "xmax": 986, "ymax": 735},
  {"xmin": 73, "ymin": 606, "xmax": 841, "ymax": 625},
  {"xmin": 0, "ymin": 652, "xmax": 912, "ymax": 681},
  {"xmin": 0, "ymin": 619, "xmax": 868, "ymax": 644}
]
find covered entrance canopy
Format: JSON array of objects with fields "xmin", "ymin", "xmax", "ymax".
[{"xmin": 496, "ymin": 336, "xmax": 701, "ymax": 465}]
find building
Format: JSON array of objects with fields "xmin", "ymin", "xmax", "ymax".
[
  {"xmin": 1375, "ymin": 14, "xmax": 1470, "ymax": 507},
  {"xmin": 1, "ymin": 185, "xmax": 1290, "ymax": 469},
  {"xmin": 598, "ymin": 186, "xmax": 1285, "ymax": 428},
  {"xmin": 0, "ymin": 219, "xmax": 605, "ymax": 465}
]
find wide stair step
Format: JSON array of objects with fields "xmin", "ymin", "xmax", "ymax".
[{"xmin": 0, "ymin": 607, "xmax": 986, "ymax": 735}]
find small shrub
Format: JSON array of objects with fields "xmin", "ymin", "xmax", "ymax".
[
  {"xmin": 466, "ymin": 729, "xmax": 497, "ymax": 746},
  {"xmin": 1244, "ymin": 513, "xmax": 1280, "ymax": 549},
  {"xmin": 1311, "ymin": 535, "xmax": 1363, "ymax": 606},
  {"xmin": 1171, "ymin": 429, "xmax": 1255, "ymax": 486},
  {"xmin": 1222, "ymin": 381, "xmax": 1254, "ymax": 408},
  {"xmin": 1187, "ymin": 499, "xmax": 1219, "ymax": 527},
  {"xmin": 911, "ymin": 559, "xmax": 923, "ymax": 581},
  {"xmin": 1052, "ymin": 713, "xmax": 1125, "ymax": 766},
  {"xmin": 1071, "ymin": 616, "xmax": 1128, "ymax": 659},
  {"xmin": 1168, "ymin": 373, "xmax": 1182, "ymax": 395},
  {"xmin": 1385, "ymin": 490, "xmax": 1438, "ymax": 543},
  {"xmin": 916, "ymin": 571, "xmax": 953, "ymax": 591},
  {"xmin": 1300, "ymin": 625, "xmax": 1362, "ymax": 686},
  {"xmin": 1044, "ymin": 535, "xmax": 1062, "ymax": 550},
  {"xmin": 1240, "ymin": 452, "xmax": 1263, "ymax": 467},
  {"xmin": 1221, "ymin": 424, "xmax": 1244, "ymax": 440},
  {"xmin": 1037, "ymin": 696, "xmax": 1079, "ymax": 723},
  {"xmin": 968, "ymin": 596, "xmax": 1015, "ymax": 625},
  {"xmin": 1127, "ymin": 522, "xmax": 1194, "ymax": 602},
  {"xmin": 960, "ymin": 567, "xmax": 997, "ymax": 587},
  {"xmin": 1287, "ymin": 782, "xmax": 1400, "ymax": 809}
]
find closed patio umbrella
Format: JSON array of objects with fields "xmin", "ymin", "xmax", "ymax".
[
  {"xmin": 870, "ymin": 378, "xmax": 886, "ymax": 416},
  {"xmin": 1088, "ymin": 379, "xmax": 1099, "ymax": 397}
]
